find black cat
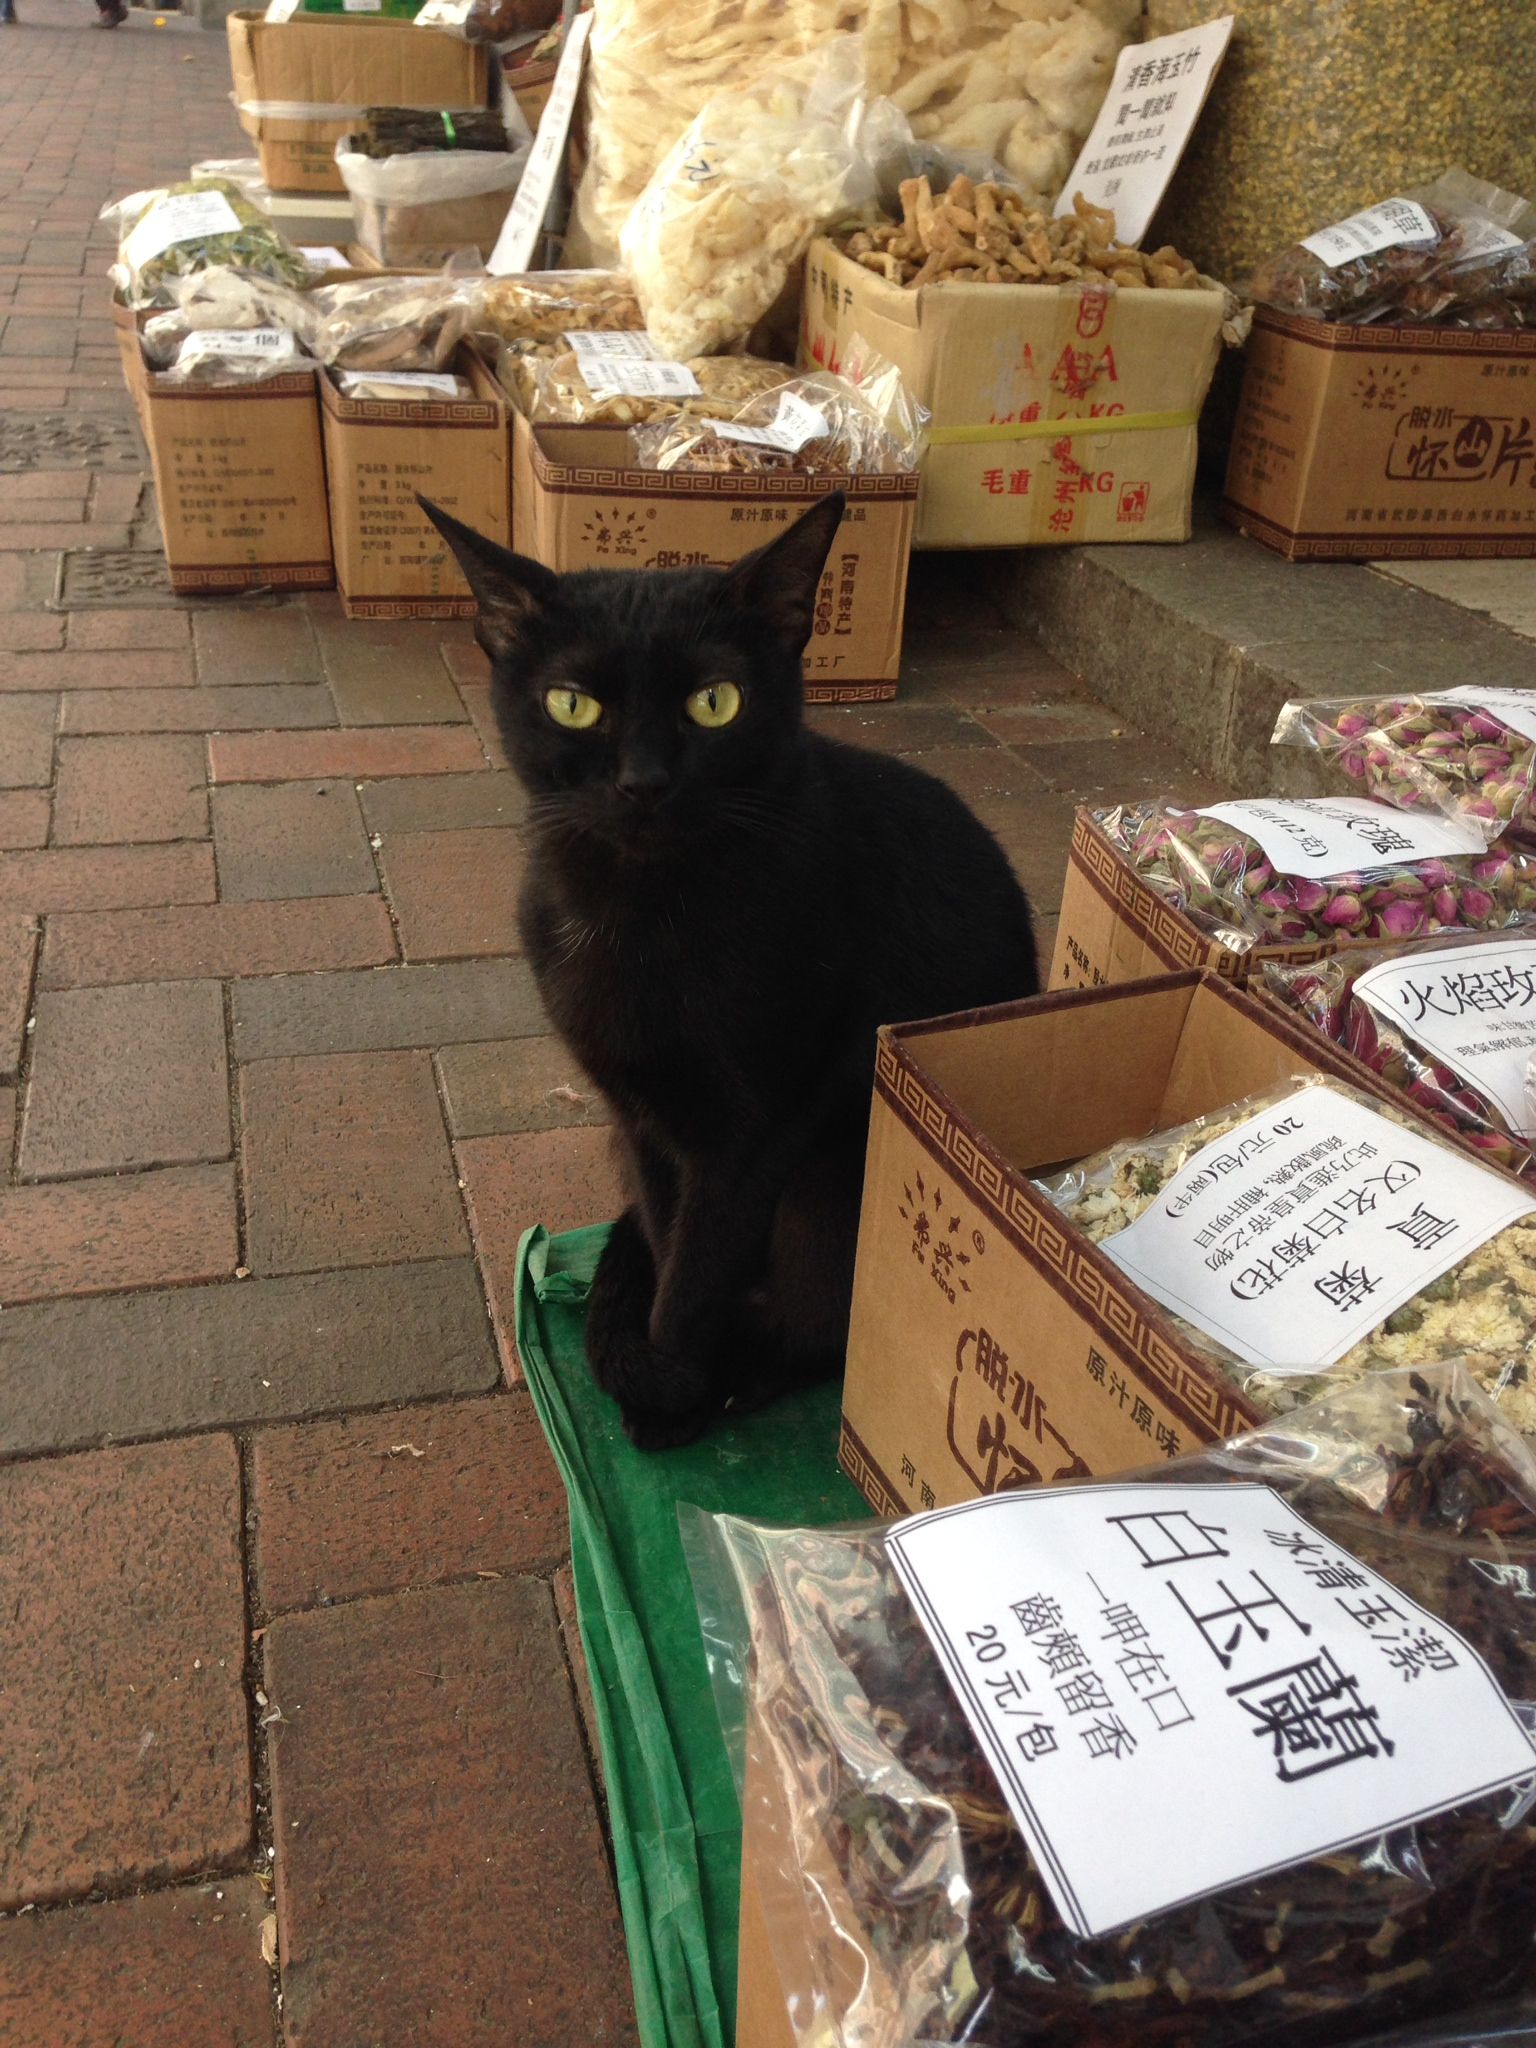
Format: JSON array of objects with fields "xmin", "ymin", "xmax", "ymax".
[{"xmin": 424, "ymin": 494, "xmax": 1039, "ymax": 1448}]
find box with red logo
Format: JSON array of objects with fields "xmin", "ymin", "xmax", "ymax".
[{"xmin": 799, "ymin": 237, "xmax": 1226, "ymax": 548}]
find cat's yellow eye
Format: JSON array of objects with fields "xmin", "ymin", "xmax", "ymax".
[
  {"xmin": 545, "ymin": 686, "xmax": 603, "ymax": 731},
  {"xmin": 684, "ymin": 681, "xmax": 742, "ymax": 729}
]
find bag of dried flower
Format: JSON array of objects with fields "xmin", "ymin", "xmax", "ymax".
[
  {"xmin": 1036, "ymin": 1073, "xmax": 1536, "ymax": 1435},
  {"xmin": 689, "ymin": 1367, "xmax": 1536, "ymax": 2048},
  {"xmin": 1106, "ymin": 796, "xmax": 1536, "ymax": 953},
  {"xmin": 1264, "ymin": 933, "xmax": 1536, "ymax": 1185}
]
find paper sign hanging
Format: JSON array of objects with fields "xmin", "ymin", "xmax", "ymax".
[{"xmin": 488, "ymin": 8, "xmax": 593, "ymax": 277}]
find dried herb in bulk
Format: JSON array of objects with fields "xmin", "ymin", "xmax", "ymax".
[
  {"xmin": 718, "ymin": 1370, "xmax": 1536, "ymax": 2046},
  {"xmin": 111, "ymin": 180, "xmax": 313, "ymax": 310},
  {"xmin": 355, "ymin": 106, "xmax": 510, "ymax": 159},
  {"xmin": 1108, "ymin": 801, "xmax": 1536, "ymax": 952}
]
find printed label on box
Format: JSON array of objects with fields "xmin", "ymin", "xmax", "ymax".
[
  {"xmin": 1199, "ymin": 797, "xmax": 1487, "ymax": 881},
  {"xmin": 1353, "ymin": 939, "xmax": 1536, "ymax": 1137},
  {"xmin": 122, "ymin": 190, "xmax": 242, "ymax": 274},
  {"xmin": 1300, "ymin": 199, "xmax": 1438, "ymax": 268},
  {"xmin": 563, "ymin": 330, "xmax": 702, "ymax": 401},
  {"xmin": 1102, "ymin": 1082, "xmax": 1535, "ymax": 1371},
  {"xmin": 886, "ymin": 1480, "xmax": 1536, "ymax": 1939}
]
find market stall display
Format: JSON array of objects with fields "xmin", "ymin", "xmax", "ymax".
[
  {"xmin": 103, "ymin": 176, "xmax": 315, "ymax": 308},
  {"xmin": 630, "ymin": 352, "xmax": 924, "ymax": 477},
  {"xmin": 336, "ymin": 107, "xmax": 530, "ymax": 265},
  {"xmin": 514, "ymin": 348, "xmax": 795, "ymax": 426}
]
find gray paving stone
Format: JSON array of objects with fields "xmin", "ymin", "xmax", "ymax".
[
  {"xmin": 313, "ymin": 616, "xmax": 465, "ymax": 726},
  {"xmin": 359, "ymin": 770, "xmax": 527, "ymax": 834},
  {"xmin": 0, "ymin": 1258, "xmax": 498, "ymax": 1456},
  {"xmin": 213, "ymin": 780, "xmax": 378, "ymax": 901},
  {"xmin": 231, "ymin": 957, "xmax": 546, "ymax": 1059}
]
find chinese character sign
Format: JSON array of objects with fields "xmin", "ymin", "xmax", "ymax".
[
  {"xmin": 1353, "ymin": 938, "xmax": 1536, "ymax": 1137},
  {"xmin": 885, "ymin": 1481, "xmax": 1535, "ymax": 1939},
  {"xmin": 1198, "ymin": 797, "xmax": 1487, "ymax": 883},
  {"xmin": 1102, "ymin": 1084, "xmax": 1535, "ymax": 1371}
]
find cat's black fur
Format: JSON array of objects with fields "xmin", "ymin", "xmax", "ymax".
[{"xmin": 423, "ymin": 493, "xmax": 1040, "ymax": 1448}]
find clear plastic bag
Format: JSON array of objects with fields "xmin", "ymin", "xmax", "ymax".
[
  {"xmin": 102, "ymin": 178, "xmax": 314, "ymax": 310},
  {"xmin": 1105, "ymin": 799, "xmax": 1536, "ymax": 954},
  {"xmin": 476, "ymin": 270, "xmax": 643, "ymax": 346},
  {"xmin": 1273, "ymin": 693, "xmax": 1536, "ymax": 850},
  {"xmin": 1246, "ymin": 169, "xmax": 1536, "ymax": 327},
  {"xmin": 684, "ymin": 1363, "xmax": 1536, "ymax": 2048},
  {"xmin": 306, "ymin": 274, "xmax": 480, "ymax": 370},
  {"xmin": 619, "ymin": 37, "xmax": 884, "ymax": 362},
  {"xmin": 335, "ymin": 131, "xmax": 529, "ymax": 266},
  {"xmin": 516, "ymin": 348, "xmax": 794, "ymax": 427},
  {"xmin": 1263, "ymin": 935, "xmax": 1536, "ymax": 1184},
  {"xmin": 629, "ymin": 343, "xmax": 925, "ymax": 476},
  {"xmin": 156, "ymin": 326, "xmax": 313, "ymax": 387},
  {"xmin": 139, "ymin": 266, "xmax": 322, "ymax": 369},
  {"xmin": 1035, "ymin": 1074, "xmax": 1536, "ymax": 1432},
  {"xmin": 1349, "ymin": 2006, "xmax": 1536, "ymax": 2048}
]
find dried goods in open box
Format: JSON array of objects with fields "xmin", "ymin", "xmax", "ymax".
[
  {"xmin": 512, "ymin": 348, "xmax": 795, "ymax": 427},
  {"xmin": 477, "ymin": 271, "xmax": 643, "ymax": 348},
  {"xmin": 630, "ymin": 347, "xmax": 924, "ymax": 477},
  {"xmin": 689, "ymin": 1365, "xmax": 1536, "ymax": 2046}
]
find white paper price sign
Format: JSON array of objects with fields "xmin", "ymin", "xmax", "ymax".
[
  {"xmin": 488, "ymin": 8, "xmax": 593, "ymax": 277},
  {"xmin": 715, "ymin": 391, "xmax": 828, "ymax": 454},
  {"xmin": 1199, "ymin": 796, "xmax": 1488, "ymax": 881},
  {"xmin": 1055, "ymin": 15, "xmax": 1233, "ymax": 247},
  {"xmin": 1103, "ymin": 1082, "xmax": 1535, "ymax": 1371},
  {"xmin": 176, "ymin": 327, "xmax": 293, "ymax": 367},
  {"xmin": 1354, "ymin": 938, "xmax": 1536, "ymax": 1137},
  {"xmin": 1423, "ymin": 686, "xmax": 1536, "ymax": 748},
  {"xmin": 1301, "ymin": 198, "xmax": 1439, "ymax": 269},
  {"xmin": 563, "ymin": 330, "xmax": 701, "ymax": 402},
  {"xmin": 122, "ymin": 190, "xmax": 241, "ymax": 273},
  {"xmin": 887, "ymin": 1480, "xmax": 1536, "ymax": 1938}
]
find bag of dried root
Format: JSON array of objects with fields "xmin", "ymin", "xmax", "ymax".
[
  {"xmin": 477, "ymin": 271, "xmax": 643, "ymax": 347},
  {"xmin": 618, "ymin": 36, "xmax": 887, "ymax": 361},
  {"xmin": 629, "ymin": 342, "xmax": 925, "ymax": 477},
  {"xmin": 306, "ymin": 276, "xmax": 481, "ymax": 372},
  {"xmin": 103, "ymin": 178, "xmax": 314, "ymax": 311},
  {"xmin": 1037, "ymin": 1073, "xmax": 1536, "ymax": 1432},
  {"xmin": 685, "ymin": 1364, "xmax": 1536, "ymax": 2048},
  {"xmin": 1264, "ymin": 934, "xmax": 1536, "ymax": 1186},
  {"xmin": 1106, "ymin": 797, "xmax": 1535, "ymax": 953},
  {"xmin": 1246, "ymin": 170, "xmax": 1536, "ymax": 326},
  {"xmin": 140, "ymin": 266, "xmax": 321, "ymax": 372},
  {"xmin": 516, "ymin": 348, "xmax": 794, "ymax": 427},
  {"xmin": 1273, "ymin": 691, "xmax": 1536, "ymax": 849}
]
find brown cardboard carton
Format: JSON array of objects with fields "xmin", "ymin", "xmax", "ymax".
[
  {"xmin": 1224, "ymin": 307, "xmax": 1536, "ymax": 562},
  {"xmin": 321, "ymin": 351, "xmax": 511, "ymax": 619},
  {"xmin": 226, "ymin": 11, "xmax": 488, "ymax": 195},
  {"xmin": 1050, "ymin": 806, "xmax": 1337, "ymax": 991},
  {"xmin": 799, "ymin": 238, "xmax": 1224, "ymax": 550},
  {"xmin": 130, "ymin": 341, "xmax": 332, "ymax": 598},
  {"xmin": 510, "ymin": 410, "xmax": 916, "ymax": 702},
  {"xmin": 837, "ymin": 971, "xmax": 1409, "ymax": 1520}
]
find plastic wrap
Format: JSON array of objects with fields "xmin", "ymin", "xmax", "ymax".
[
  {"xmin": 1247, "ymin": 170, "xmax": 1536, "ymax": 326},
  {"xmin": 1264, "ymin": 935, "xmax": 1536, "ymax": 1184},
  {"xmin": 306, "ymin": 274, "xmax": 479, "ymax": 371},
  {"xmin": 335, "ymin": 131, "xmax": 529, "ymax": 265},
  {"xmin": 684, "ymin": 1364, "xmax": 1536, "ymax": 2048},
  {"xmin": 1106, "ymin": 800, "xmax": 1536, "ymax": 953},
  {"xmin": 1036, "ymin": 1074, "xmax": 1536, "ymax": 1432},
  {"xmin": 629, "ymin": 347, "xmax": 925, "ymax": 476},
  {"xmin": 1273, "ymin": 693, "xmax": 1536, "ymax": 849},
  {"xmin": 335, "ymin": 368, "xmax": 472, "ymax": 399},
  {"xmin": 157, "ymin": 326, "xmax": 313, "ymax": 386},
  {"xmin": 139, "ymin": 266, "xmax": 321, "ymax": 369},
  {"xmin": 619, "ymin": 38, "xmax": 879, "ymax": 362},
  {"xmin": 477, "ymin": 270, "xmax": 642, "ymax": 346},
  {"xmin": 102, "ymin": 178, "xmax": 314, "ymax": 311},
  {"xmin": 515, "ymin": 349, "xmax": 794, "ymax": 427}
]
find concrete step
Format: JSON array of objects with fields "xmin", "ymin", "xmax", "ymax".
[{"xmin": 1000, "ymin": 499, "xmax": 1536, "ymax": 797}]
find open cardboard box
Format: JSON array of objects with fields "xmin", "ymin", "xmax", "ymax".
[
  {"xmin": 226, "ymin": 10, "xmax": 488, "ymax": 195},
  {"xmin": 1225, "ymin": 307, "xmax": 1536, "ymax": 562},
  {"xmin": 321, "ymin": 348, "xmax": 511, "ymax": 619},
  {"xmin": 510, "ymin": 410, "xmax": 916, "ymax": 702},
  {"xmin": 838, "ymin": 969, "xmax": 1440, "ymax": 1520},
  {"xmin": 1050, "ymin": 806, "xmax": 1339, "ymax": 991},
  {"xmin": 799, "ymin": 237, "xmax": 1224, "ymax": 550}
]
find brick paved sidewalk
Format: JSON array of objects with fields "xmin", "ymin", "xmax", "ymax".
[{"xmin": 0, "ymin": 9, "xmax": 1223, "ymax": 2043}]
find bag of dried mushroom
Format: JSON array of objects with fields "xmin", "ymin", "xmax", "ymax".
[
  {"xmin": 1037, "ymin": 1074, "xmax": 1536, "ymax": 1434},
  {"xmin": 686, "ymin": 1364, "xmax": 1536, "ymax": 2047},
  {"xmin": 1263, "ymin": 933, "xmax": 1536, "ymax": 1186},
  {"xmin": 630, "ymin": 344, "xmax": 925, "ymax": 476}
]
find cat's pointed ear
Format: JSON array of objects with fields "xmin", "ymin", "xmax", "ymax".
[
  {"xmin": 719, "ymin": 490, "xmax": 846, "ymax": 652},
  {"xmin": 417, "ymin": 495, "xmax": 557, "ymax": 661}
]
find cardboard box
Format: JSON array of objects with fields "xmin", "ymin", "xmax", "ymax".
[
  {"xmin": 836, "ymin": 971, "xmax": 1414, "ymax": 1520},
  {"xmin": 1224, "ymin": 307, "xmax": 1536, "ymax": 562},
  {"xmin": 799, "ymin": 237, "xmax": 1224, "ymax": 550},
  {"xmin": 510, "ymin": 410, "xmax": 917, "ymax": 702},
  {"xmin": 129, "ymin": 339, "xmax": 332, "ymax": 598},
  {"xmin": 321, "ymin": 351, "xmax": 511, "ymax": 618},
  {"xmin": 1050, "ymin": 806, "xmax": 1338, "ymax": 992},
  {"xmin": 226, "ymin": 11, "xmax": 488, "ymax": 194}
]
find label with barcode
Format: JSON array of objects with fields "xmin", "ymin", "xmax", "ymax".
[
  {"xmin": 1301, "ymin": 199, "xmax": 1439, "ymax": 268},
  {"xmin": 563, "ymin": 330, "xmax": 701, "ymax": 402},
  {"xmin": 176, "ymin": 327, "xmax": 295, "ymax": 367}
]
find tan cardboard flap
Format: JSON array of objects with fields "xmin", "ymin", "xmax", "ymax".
[{"xmin": 227, "ymin": 10, "xmax": 487, "ymax": 157}]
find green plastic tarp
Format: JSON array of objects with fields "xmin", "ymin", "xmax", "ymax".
[{"xmin": 513, "ymin": 1223, "xmax": 867, "ymax": 2048}]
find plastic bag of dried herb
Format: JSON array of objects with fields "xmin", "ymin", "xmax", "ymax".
[
  {"xmin": 1103, "ymin": 798, "xmax": 1533, "ymax": 954},
  {"xmin": 685, "ymin": 1367, "xmax": 1536, "ymax": 2047},
  {"xmin": 1263, "ymin": 934, "xmax": 1536, "ymax": 1187},
  {"xmin": 1036, "ymin": 1074, "xmax": 1536, "ymax": 1436},
  {"xmin": 102, "ymin": 178, "xmax": 315, "ymax": 311},
  {"xmin": 1274, "ymin": 693, "xmax": 1536, "ymax": 851}
]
